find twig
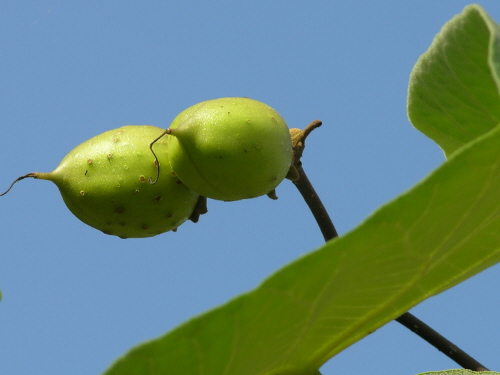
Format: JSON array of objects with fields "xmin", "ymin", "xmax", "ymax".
[
  {"xmin": 290, "ymin": 121, "xmax": 489, "ymax": 372},
  {"xmin": 396, "ymin": 312, "xmax": 489, "ymax": 371},
  {"xmin": 292, "ymin": 163, "xmax": 338, "ymax": 241}
]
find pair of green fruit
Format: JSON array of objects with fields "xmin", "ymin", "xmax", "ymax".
[{"xmin": 27, "ymin": 98, "xmax": 293, "ymax": 238}]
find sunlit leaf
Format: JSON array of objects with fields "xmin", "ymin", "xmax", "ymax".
[{"xmin": 407, "ymin": 4, "xmax": 500, "ymax": 157}]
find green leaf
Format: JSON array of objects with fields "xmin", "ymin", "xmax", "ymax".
[
  {"xmin": 104, "ymin": 125, "xmax": 500, "ymax": 375},
  {"xmin": 408, "ymin": 4, "xmax": 500, "ymax": 157},
  {"xmin": 103, "ymin": 5, "xmax": 500, "ymax": 375}
]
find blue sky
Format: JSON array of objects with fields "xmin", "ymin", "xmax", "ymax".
[{"xmin": 1, "ymin": 2, "xmax": 500, "ymax": 374}]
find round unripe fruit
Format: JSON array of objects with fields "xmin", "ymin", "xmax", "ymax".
[
  {"xmin": 36, "ymin": 125, "xmax": 199, "ymax": 238},
  {"xmin": 166, "ymin": 97, "xmax": 292, "ymax": 201}
]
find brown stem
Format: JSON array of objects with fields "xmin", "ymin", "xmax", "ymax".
[
  {"xmin": 292, "ymin": 163, "xmax": 338, "ymax": 241},
  {"xmin": 396, "ymin": 312, "xmax": 489, "ymax": 371}
]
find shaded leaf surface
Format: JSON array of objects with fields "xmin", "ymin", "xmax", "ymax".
[{"xmin": 103, "ymin": 5, "xmax": 500, "ymax": 375}]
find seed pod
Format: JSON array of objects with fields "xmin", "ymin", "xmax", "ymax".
[
  {"xmin": 166, "ymin": 97, "xmax": 292, "ymax": 201},
  {"xmin": 20, "ymin": 126, "xmax": 199, "ymax": 238}
]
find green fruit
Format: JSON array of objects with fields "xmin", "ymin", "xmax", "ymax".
[
  {"xmin": 35, "ymin": 125, "xmax": 199, "ymax": 238},
  {"xmin": 166, "ymin": 97, "xmax": 292, "ymax": 201}
]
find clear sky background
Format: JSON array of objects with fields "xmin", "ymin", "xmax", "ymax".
[{"xmin": 2, "ymin": 2, "xmax": 500, "ymax": 375}]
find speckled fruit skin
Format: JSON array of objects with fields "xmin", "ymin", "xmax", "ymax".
[
  {"xmin": 36, "ymin": 126, "xmax": 199, "ymax": 238},
  {"xmin": 167, "ymin": 97, "xmax": 292, "ymax": 201}
]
